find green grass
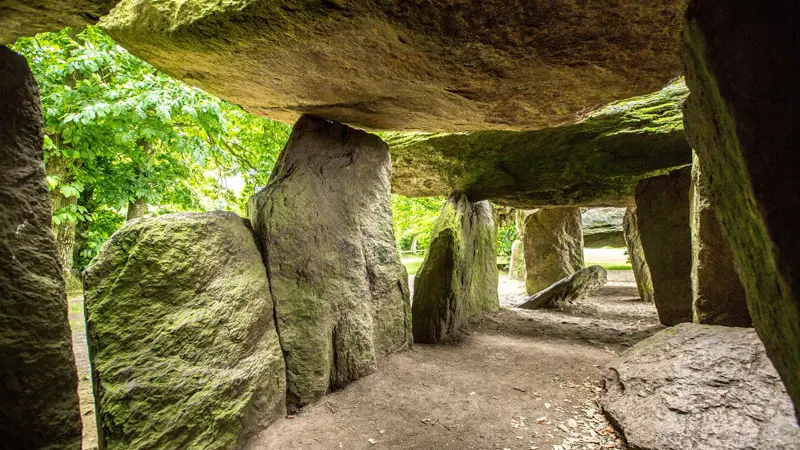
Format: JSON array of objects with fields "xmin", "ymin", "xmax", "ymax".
[
  {"xmin": 401, "ymin": 255, "xmax": 424, "ymax": 276},
  {"xmin": 585, "ymin": 262, "xmax": 632, "ymax": 271}
]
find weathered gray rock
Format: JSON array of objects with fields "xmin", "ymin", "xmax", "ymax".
[
  {"xmin": 602, "ymin": 323, "xmax": 800, "ymax": 450},
  {"xmin": 635, "ymin": 168, "xmax": 693, "ymax": 325},
  {"xmin": 517, "ymin": 265, "xmax": 607, "ymax": 310},
  {"xmin": 508, "ymin": 239, "xmax": 526, "ymax": 281},
  {"xmin": 582, "ymin": 207, "xmax": 626, "ymax": 248},
  {"xmin": 690, "ymin": 152, "xmax": 751, "ymax": 327},
  {"xmin": 100, "ymin": 0, "xmax": 686, "ymax": 132},
  {"xmin": 248, "ymin": 115, "xmax": 411, "ymax": 410},
  {"xmin": 84, "ymin": 212, "xmax": 286, "ymax": 450},
  {"xmin": 623, "ymin": 207, "xmax": 654, "ymax": 303},
  {"xmin": 523, "ymin": 207, "xmax": 584, "ymax": 295},
  {"xmin": 1, "ymin": 0, "xmax": 117, "ymax": 44},
  {"xmin": 0, "ymin": 45, "xmax": 82, "ymax": 450},
  {"xmin": 412, "ymin": 193, "xmax": 499, "ymax": 344},
  {"xmin": 682, "ymin": 3, "xmax": 800, "ymax": 413},
  {"xmin": 385, "ymin": 80, "xmax": 691, "ymax": 207}
]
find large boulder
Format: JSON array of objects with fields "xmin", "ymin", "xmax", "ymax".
[
  {"xmin": 682, "ymin": 2, "xmax": 800, "ymax": 413},
  {"xmin": 101, "ymin": 0, "xmax": 685, "ymax": 132},
  {"xmin": 602, "ymin": 323, "xmax": 800, "ymax": 449},
  {"xmin": 635, "ymin": 168, "xmax": 693, "ymax": 325},
  {"xmin": 0, "ymin": 46, "xmax": 82, "ymax": 449},
  {"xmin": 0, "ymin": 0, "xmax": 117, "ymax": 44},
  {"xmin": 412, "ymin": 193, "xmax": 499, "ymax": 344},
  {"xmin": 84, "ymin": 212, "xmax": 286, "ymax": 450},
  {"xmin": 623, "ymin": 207, "xmax": 654, "ymax": 303},
  {"xmin": 385, "ymin": 80, "xmax": 691, "ymax": 207},
  {"xmin": 516, "ymin": 265, "xmax": 607, "ymax": 310},
  {"xmin": 523, "ymin": 207, "xmax": 584, "ymax": 295},
  {"xmin": 248, "ymin": 115, "xmax": 411, "ymax": 411},
  {"xmin": 508, "ymin": 239, "xmax": 526, "ymax": 281},
  {"xmin": 690, "ymin": 152, "xmax": 751, "ymax": 326},
  {"xmin": 582, "ymin": 207, "xmax": 626, "ymax": 248}
]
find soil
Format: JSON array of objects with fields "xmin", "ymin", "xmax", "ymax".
[{"xmin": 68, "ymin": 293, "xmax": 99, "ymax": 450}]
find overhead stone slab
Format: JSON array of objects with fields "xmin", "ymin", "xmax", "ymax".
[
  {"xmin": 523, "ymin": 207, "xmax": 584, "ymax": 295},
  {"xmin": 101, "ymin": 0, "xmax": 685, "ymax": 132},
  {"xmin": 1, "ymin": 0, "xmax": 117, "ymax": 44},
  {"xmin": 84, "ymin": 212, "xmax": 286, "ymax": 450},
  {"xmin": 412, "ymin": 193, "xmax": 500, "ymax": 344},
  {"xmin": 623, "ymin": 207, "xmax": 654, "ymax": 303},
  {"xmin": 248, "ymin": 115, "xmax": 411, "ymax": 411},
  {"xmin": 0, "ymin": 45, "xmax": 82, "ymax": 450},
  {"xmin": 635, "ymin": 167, "xmax": 693, "ymax": 325},
  {"xmin": 602, "ymin": 323, "xmax": 800, "ymax": 449},
  {"xmin": 516, "ymin": 265, "xmax": 607, "ymax": 310},
  {"xmin": 384, "ymin": 80, "xmax": 691, "ymax": 207}
]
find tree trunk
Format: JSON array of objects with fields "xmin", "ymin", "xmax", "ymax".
[
  {"xmin": 127, "ymin": 197, "xmax": 148, "ymax": 221},
  {"xmin": 47, "ymin": 155, "xmax": 77, "ymax": 281}
]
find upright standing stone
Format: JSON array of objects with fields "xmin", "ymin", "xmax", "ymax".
[
  {"xmin": 523, "ymin": 207, "xmax": 584, "ymax": 295},
  {"xmin": 623, "ymin": 207, "xmax": 654, "ymax": 303},
  {"xmin": 412, "ymin": 193, "xmax": 499, "ymax": 344},
  {"xmin": 0, "ymin": 46, "xmax": 82, "ymax": 449},
  {"xmin": 682, "ymin": 3, "xmax": 800, "ymax": 413},
  {"xmin": 690, "ymin": 153, "xmax": 751, "ymax": 327},
  {"xmin": 635, "ymin": 167, "xmax": 693, "ymax": 325},
  {"xmin": 508, "ymin": 240, "xmax": 526, "ymax": 281},
  {"xmin": 248, "ymin": 115, "xmax": 411, "ymax": 411},
  {"xmin": 84, "ymin": 212, "xmax": 286, "ymax": 450}
]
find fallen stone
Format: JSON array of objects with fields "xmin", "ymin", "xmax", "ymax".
[
  {"xmin": 412, "ymin": 193, "xmax": 499, "ymax": 344},
  {"xmin": 623, "ymin": 207, "xmax": 654, "ymax": 303},
  {"xmin": 634, "ymin": 167, "xmax": 692, "ymax": 325},
  {"xmin": 0, "ymin": 45, "xmax": 82, "ymax": 450},
  {"xmin": 84, "ymin": 212, "xmax": 286, "ymax": 450},
  {"xmin": 602, "ymin": 323, "xmax": 800, "ymax": 449},
  {"xmin": 524, "ymin": 207, "xmax": 584, "ymax": 295},
  {"xmin": 248, "ymin": 115, "xmax": 411, "ymax": 410},
  {"xmin": 516, "ymin": 266, "xmax": 608, "ymax": 310}
]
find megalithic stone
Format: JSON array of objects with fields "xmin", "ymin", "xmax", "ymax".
[
  {"xmin": 623, "ymin": 207, "xmax": 654, "ymax": 303},
  {"xmin": 248, "ymin": 115, "xmax": 411, "ymax": 411},
  {"xmin": 523, "ymin": 207, "xmax": 584, "ymax": 295},
  {"xmin": 0, "ymin": 45, "xmax": 82, "ymax": 449}
]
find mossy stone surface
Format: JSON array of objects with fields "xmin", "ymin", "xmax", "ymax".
[
  {"xmin": 412, "ymin": 193, "xmax": 499, "ymax": 344},
  {"xmin": 0, "ymin": 45, "xmax": 82, "ymax": 450},
  {"xmin": 248, "ymin": 115, "xmax": 410, "ymax": 411},
  {"xmin": 84, "ymin": 211, "xmax": 286, "ymax": 450},
  {"xmin": 623, "ymin": 207, "xmax": 653, "ymax": 303},
  {"xmin": 385, "ymin": 80, "xmax": 691, "ymax": 207},
  {"xmin": 523, "ymin": 208, "xmax": 584, "ymax": 295},
  {"xmin": 508, "ymin": 240, "xmax": 525, "ymax": 281},
  {"xmin": 0, "ymin": 0, "xmax": 117, "ymax": 44}
]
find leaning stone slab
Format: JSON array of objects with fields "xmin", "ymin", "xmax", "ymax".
[
  {"xmin": 523, "ymin": 207, "xmax": 584, "ymax": 295},
  {"xmin": 602, "ymin": 323, "xmax": 800, "ymax": 450},
  {"xmin": 412, "ymin": 193, "xmax": 499, "ymax": 344},
  {"xmin": 516, "ymin": 265, "xmax": 607, "ymax": 310},
  {"xmin": 0, "ymin": 45, "xmax": 81, "ymax": 450},
  {"xmin": 623, "ymin": 207, "xmax": 654, "ymax": 303},
  {"xmin": 248, "ymin": 115, "xmax": 411, "ymax": 411},
  {"xmin": 84, "ymin": 212, "xmax": 286, "ymax": 450}
]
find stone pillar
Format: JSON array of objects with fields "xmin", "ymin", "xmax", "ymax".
[
  {"xmin": 508, "ymin": 240, "xmax": 526, "ymax": 281},
  {"xmin": 623, "ymin": 207, "xmax": 654, "ymax": 303},
  {"xmin": 634, "ymin": 167, "xmax": 693, "ymax": 326},
  {"xmin": 682, "ymin": 2, "xmax": 800, "ymax": 414},
  {"xmin": 412, "ymin": 193, "xmax": 499, "ymax": 344},
  {"xmin": 248, "ymin": 115, "xmax": 411, "ymax": 410},
  {"xmin": 690, "ymin": 152, "xmax": 751, "ymax": 327},
  {"xmin": 523, "ymin": 207, "xmax": 584, "ymax": 295},
  {"xmin": 0, "ymin": 46, "xmax": 82, "ymax": 449}
]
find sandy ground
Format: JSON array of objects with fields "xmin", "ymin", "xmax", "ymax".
[
  {"xmin": 68, "ymin": 294, "xmax": 99, "ymax": 450},
  {"xmin": 243, "ymin": 271, "xmax": 661, "ymax": 450}
]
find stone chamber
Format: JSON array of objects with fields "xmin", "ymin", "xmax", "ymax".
[{"xmin": 1, "ymin": 1, "xmax": 799, "ymax": 449}]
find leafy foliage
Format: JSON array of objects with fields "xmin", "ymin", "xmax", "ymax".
[
  {"xmin": 391, "ymin": 195, "xmax": 446, "ymax": 253},
  {"xmin": 496, "ymin": 223, "xmax": 517, "ymax": 257}
]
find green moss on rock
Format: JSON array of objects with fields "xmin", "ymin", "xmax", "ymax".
[{"xmin": 84, "ymin": 211, "xmax": 285, "ymax": 450}]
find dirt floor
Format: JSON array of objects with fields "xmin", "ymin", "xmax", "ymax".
[
  {"xmin": 68, "ymin": 294, "xmax": 99, "ymax": 450},
  {"xmin": 242, "ymin": 270, "xmax": 662, "ymax": 450}
]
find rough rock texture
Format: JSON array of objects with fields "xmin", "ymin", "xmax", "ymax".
[
  {"xmin": 0, "ymin": 0, "xmax": 117, "ymax": 44},
  {"xmin": 523, "ymin": 207, "xmax": 584, "ymax": 295},
  {"xmin": 635, "ymin": 168, "xmax": 692, "ymax": 325},
  {"xmin": 248, "ymin": 115, "xmax": 411, "ymax": 411},
  {"xmin": 582, "ymin": 207, "xmax": 626, "ymax": 248},
  {"xmin": 0, "ymin": 46, "xmax": 82, "ymax": 450},
  {"xmin": 690, "ymin": 152, "xmax": 751, "ymax": 327},
  {"xmin": 386, "ymin": 80, "xmax": 691, "ymax": 207},
  {"xmin": 517, "ymin": 265, "xmax": 607, "ymax": 310},
  {"xmin": 84, "ymin": 212, "xmax": 286, "ymax": 450},
  {"xmin": 682, "ymin": 2, "xmax": 800, "ymax": 415},
  {"xmin": 101, "ymin": 0, "xmax": 686, "ymax": 132},
  {"xmin": 623, "ymin": 207, "xmax": 654, "ymax": 303},
  {"xmin": 508, "ymin": 240, "xmax": 526, "ymax": 281},
  {"xmin": 412, "ymin": 193, "xmax": 499, "ymax": 344},
  {"xmin": 602, "ymin": 323, "xmax": 800, "ymax": 450}
]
